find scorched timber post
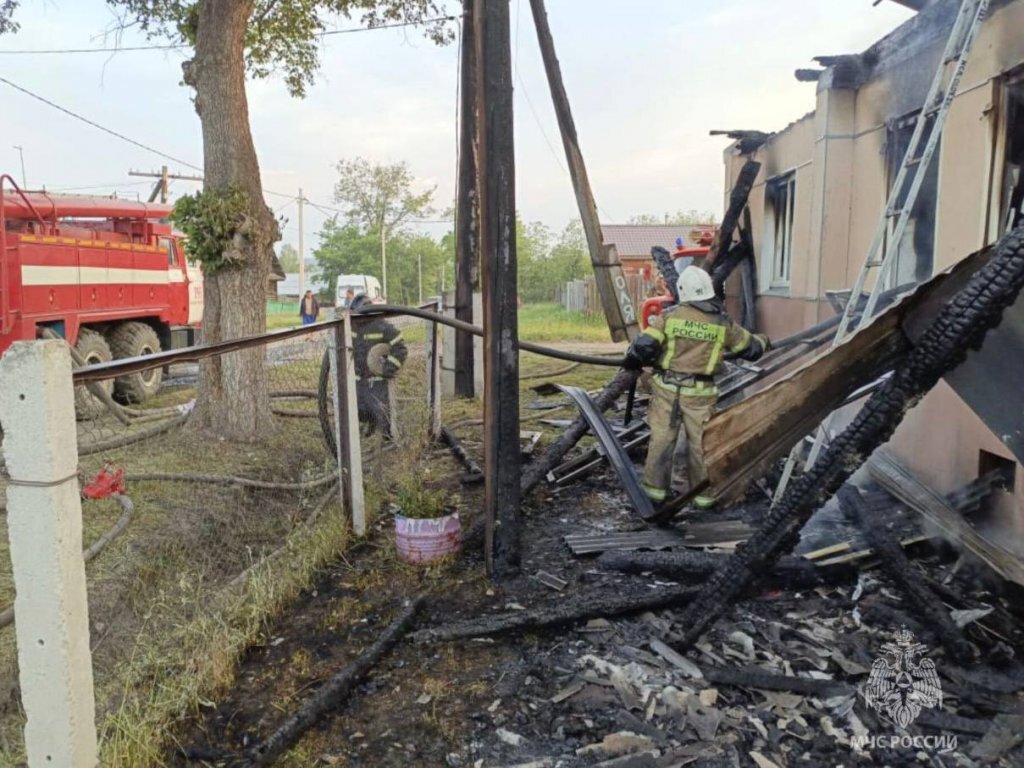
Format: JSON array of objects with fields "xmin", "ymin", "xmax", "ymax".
[
  {"xmin": 529, "ymin": 0, "xmax": 638, "ymax": 342},
  {"xmin": 455, "ymin": 0, "xmax": 480, "ymax": 398},
  {"xmin": 475, "ymin": 0, "xmax": 521, "ymax": 578}
]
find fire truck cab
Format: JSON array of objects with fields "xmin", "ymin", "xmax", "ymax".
[{"xmin": 1, "ymin": 179, "xmax": 203, "ymax": 410}]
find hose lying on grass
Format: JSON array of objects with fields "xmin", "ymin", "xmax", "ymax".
[
  {"xmin": 0, "ymin": 493, "xmax": 134, "ymax": 629},
  {"xmin": 78, "ymin": 413, "xmax": 190, "ymax": 457},
  {"xmin": 126, "ymin": 470, "xmax": 338, "ymax": 492}
]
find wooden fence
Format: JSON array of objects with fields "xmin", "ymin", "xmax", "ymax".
[{"xmin": 557, "ymin": 274, "xmax": 656, "ymax": 317}]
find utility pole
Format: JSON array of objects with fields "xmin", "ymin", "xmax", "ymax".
[
  {"xmin": 128, "ymin": 167, "xmax": 204, "ymax": 204},
  {"xmin": 528, "ymin": 0, "xmax": 639, "ymax": 342},
  {"xmin": 12, "ymin": 146, "xmax": 26, "ymax": 188},
  {"xmin": 454, "ymin": 0, "xmax": 480, "ymax": 397},
  {"xmin": 381, "ymin": 229, "xmax": 388, "ymax": 302},
  {"xmin": 475, "ymin": 0, "xmax": 521, "ymax": 579},
  {"xmin": 298, "ymin": 188, "xmax": 306, "ymax": 297}
]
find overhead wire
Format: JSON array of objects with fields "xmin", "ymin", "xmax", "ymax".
[
  {"xmin": 2, "ymin": 24, "xmax": 457, "ymax": 229},
  {"xmin": 0, "ymin": 74, "xmax": 203, "ymax": 172},
  {"xmin": 510, "ymin": 0, "xmax": 618, "ymax": 224},
  {"xmin": 0, "ymin": 15, "xmax": 461, "ymax": 55}
]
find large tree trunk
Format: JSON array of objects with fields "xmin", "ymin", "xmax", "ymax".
[{"xmin": 184, "ymin": 0, "xmax": 277, "ymax": 441}]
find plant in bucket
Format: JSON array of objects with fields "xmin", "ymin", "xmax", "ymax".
[{"xmin": 393, "ymin": 481, "xmax": 462, "ymax": 564}]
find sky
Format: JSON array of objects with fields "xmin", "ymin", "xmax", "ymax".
[{"xmin": 0, "ymin": 0, "xmax": 913, "ymax": 255}]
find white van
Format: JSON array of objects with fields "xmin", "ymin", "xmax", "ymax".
[{"xmin": 335, "ymin": 274, "xmax": 384, "ymax": 307}]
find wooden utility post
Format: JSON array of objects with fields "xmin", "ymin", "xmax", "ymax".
[
  {"xmin": 455, "ymin": 0, "xmax": 480, "ymax": 397},
  {"xmin": 475, "ymin": 0, "xmax": 521, "ymax": 579},
  {"xmin": 128, "ymin": 166, "xmax": 204, "ymax": 203},
  {"xmin": 298, "ymin": 188, "xmax": 306, "ymax": 297},
  {"xmin": 528, "ymin": 0, "xmax": 638, "ymax": 342}
]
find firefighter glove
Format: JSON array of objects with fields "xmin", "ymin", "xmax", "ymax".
[
  {"xmin": 624, "ymin": 333, "xmax": 661, "ymax": 370},
  {"xmin": 740, "ymin": 333, "xmax": 770, "ymax": 362}
]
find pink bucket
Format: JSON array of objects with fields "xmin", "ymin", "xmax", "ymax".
[{"xmin": 394, "ymin": 512, "xmax": 462, "ymax": 564}]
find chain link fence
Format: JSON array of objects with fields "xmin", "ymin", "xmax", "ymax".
[{"xmin": 0, "ymin": 307, "xmax": 442, "ymax": 763}]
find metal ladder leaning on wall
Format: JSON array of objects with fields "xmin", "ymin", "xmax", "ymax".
[{"xmin": 772, "ymin": 0, "xmax": 992, "ymax": 502}]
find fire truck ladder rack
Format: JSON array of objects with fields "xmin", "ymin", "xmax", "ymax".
[
  {"xmin": 772, "ymin": 0, "xmax": 991, "ymax": 502},
  {"xmin": 0, "ymin": 175, "xmax": 48, "ymax": 336}
]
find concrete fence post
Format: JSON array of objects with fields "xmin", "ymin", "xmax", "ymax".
[
  {"xmin": 427, "ymin": 299, "xmax": 443, "ymax": 441},
  {"xmin": 0, "ymin": 341, "xmax": 98, "ymax": 767},
  {"xmin": 330, "ymin": 316, "xmax": 366, "ymax": 536}
]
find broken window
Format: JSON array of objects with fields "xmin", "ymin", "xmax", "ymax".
[
  {"xmin": 884, "ymin": 112, "xmax": 939, "ymax": 288},
  {"xmin": 997, "ymin": 78, "xmax": 1024, "ymax": 236},
  {"xmin": 765, "ymin": 172, "xmax": 796, "ymax": 287}
]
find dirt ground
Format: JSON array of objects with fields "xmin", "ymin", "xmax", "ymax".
[{"xmin": 170, "ymin": 387, "xmax": 1024, "ymax": 768}]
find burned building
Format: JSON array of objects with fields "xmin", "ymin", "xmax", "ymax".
[{"xmin": 722, "ymin": 0, "xmax": 1024, "ymax": 542}]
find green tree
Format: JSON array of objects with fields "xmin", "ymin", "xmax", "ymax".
[
  {"xmin": 0, "ymin": 1, "xmax": 451, "ymax": 440},
  {"xmin": 332, "ymin": 157, "xmax": 436, "ymax": 300},
  {"xmin": 313, "ymin": 219, "xmax": 382, "ymax": 303},
  {"xmin": 627, "ymin": 209, "xmax": 719, "ymax": 226},
  {"xmin": 277, "ymin": 242, "xmax": 300, "ymax": 272},
  {"xmin": 516, "ymin": 217, "xmax": 554, "ymax": 303},
  {"xmin": 515, "ymin": 217, "xmax": 597, "ymax": 304}
]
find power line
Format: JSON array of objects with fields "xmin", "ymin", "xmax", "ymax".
[
  {"xmin": 0, "ymin": 75, "xmax": 203, "ymax": 172},
  {"xmin": 2, "ymin": 77, "xmax": 451, "ymax": 226},
  {"xmin": 0, "ymin": 15, "xmax": 460, "ymax": 55}
]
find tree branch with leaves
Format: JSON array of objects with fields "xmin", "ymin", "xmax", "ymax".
[{"xmin": 332, "ymin": 156, "xmax": 436, "ymax": 300}]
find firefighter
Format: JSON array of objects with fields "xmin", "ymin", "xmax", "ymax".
[
  {"xmin": 624, "ymin": 266, "xmax": 769, "ymax": 510},
  {"xmin": 349, "ymin": 293, "xmax": 408, "ymax": 438}
]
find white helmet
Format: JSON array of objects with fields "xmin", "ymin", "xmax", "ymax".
[{"xmin": 677, "ymin": 266, "xmax": 714, "ymax": 303}]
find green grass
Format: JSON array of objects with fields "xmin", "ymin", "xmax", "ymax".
[
  {"xmin": 266, "ymin": 301, "xmax": 614, "ymax": 342},
  {"xmin": 517, "ymin": 303, "xmax": 613, "ymax": 343}
]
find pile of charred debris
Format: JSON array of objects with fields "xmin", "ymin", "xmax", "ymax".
[
  {"xmin": 406, "ymin": 225, "xmax": 1024, "ymax": 765},
  {"xmin": 182, "ymin": 227, "xmax": 1024, "ymax": 767},
  {"xmin": 417, "ymin": 419, "xmax": 1024, "ymax": 767}
]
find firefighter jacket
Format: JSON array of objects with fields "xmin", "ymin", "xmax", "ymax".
[
  {"xmin": 642, "ymin": 302, "xmax": 756, "ymax": 397},
  {"xmin": 353, "ymin": 316, "xmax": 408, "ymax": 381}
]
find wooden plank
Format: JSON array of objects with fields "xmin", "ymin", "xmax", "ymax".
[
  {"xmin": 699, "ymin": 245, "xmax": 995, "ymax": 505},
  {"xmin": 707, "ymin": 160, "xmax": 760, "ymax": 273},
  {"xmin": 563, "ymin": 530, "xmax": 687, "ymax": 555},
  {"xmin": 454, "ymin": 0, "xmax": 479, "ymax": 398},
  {"xmin": 428, "ymin": 300, "xmax": 443, "ymax": 441},
  {"xmin": 476, "ymin": 0, "xmax": 521, "ymax": 578},
  {"xmin": 814, "ymin": 535, "xmax": 932, "ymax": 566},
  {"xmin": 528, "ymin": 0, "xmax": 638, "ymax": 342},
  {"xmin": 867, "ymin": 450, "xmax": 1024, "ymax": 587}
]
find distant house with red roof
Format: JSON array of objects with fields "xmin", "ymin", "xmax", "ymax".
[{"xmin": 601, "ymin": 224, "xmax": 717, "ymax": 279}]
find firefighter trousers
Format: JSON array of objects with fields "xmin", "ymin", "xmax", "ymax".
[{"xmin": 641, "ymin": 382, "xmax": 716, "ymax": 507}]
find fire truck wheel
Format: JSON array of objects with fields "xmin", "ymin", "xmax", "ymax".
[
  {"xmin": 74, "ymin": 329, "xmax": 114, "ymax": 420},
  {"xmin": 108, "ymin": 322, "xmax": 164, "ymax": 404}
]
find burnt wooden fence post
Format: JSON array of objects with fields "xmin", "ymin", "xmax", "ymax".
[
  {"xmin": 455, "ymin": 0, "xmax": 480, "ymax": 397},
  {"xmin": 428, "ymin": 299, "xmax": 443, "ymax": 441},
  {"xmin": 529, "ymin": 0, "xmax": 638, "ymax": 342},
  {"xmin": 476, "ymin": 0, "xmax": 521, "ymax": 578}
]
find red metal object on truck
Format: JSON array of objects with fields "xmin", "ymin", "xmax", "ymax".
[
  {"xmin": 1, "ymin": 176, "xmax": 203, "ymax": 405},
  {"xmin": 639, "ymin": 244, "xmax": 710, "ymax": 329}
]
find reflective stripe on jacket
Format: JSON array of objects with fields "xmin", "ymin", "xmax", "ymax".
[{"xmin": 644, "ymin": 303, "xmax": 751, "ymax": 379}]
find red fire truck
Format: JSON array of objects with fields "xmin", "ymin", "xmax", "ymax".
[{"xmin": 1, "ymin": 177, "xmax": 203, "ymax": 408}]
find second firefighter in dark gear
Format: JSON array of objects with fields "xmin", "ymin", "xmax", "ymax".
[
  {"xmin": 624, "ymin": 266, "xmax": 769, "ymax": 509},
  {"xmin": 349, "ymin": 293, "xmax": 408, "ymax": 438}
]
